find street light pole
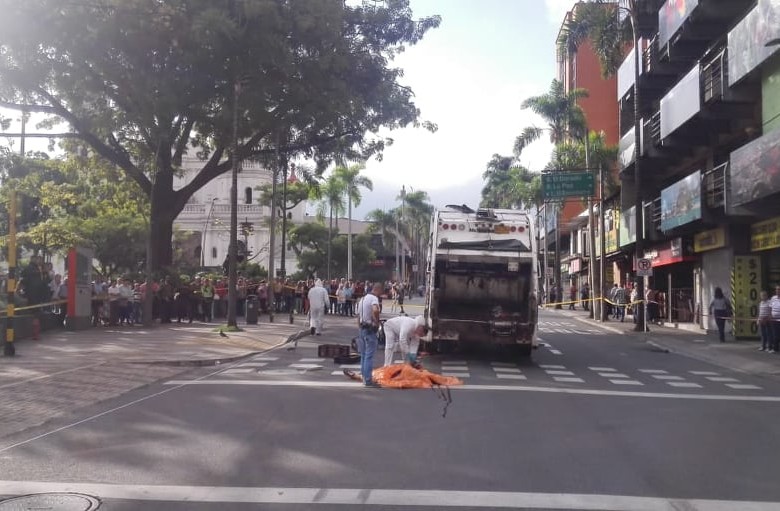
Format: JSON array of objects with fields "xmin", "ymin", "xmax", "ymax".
[
  {"xmin": 201, "ymin": 198, "xmax": 218, "ymax": 267},
  {"xmin": 400, "ymin": 185, "xmax": 406, "ymax": 284},
  {"xmin": 226, "ymin": 80, "xmax": 241, "ymax": 329}
]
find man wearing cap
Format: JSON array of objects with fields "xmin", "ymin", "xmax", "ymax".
[
  {"xmin": 307, "ymin": 279, "xmax": 330, "ymax": 335},
  {"xmin": 382, "ymin": 315, "xmax": 429, "ymax": 366}
]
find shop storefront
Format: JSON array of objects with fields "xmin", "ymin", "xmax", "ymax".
[{"xmin": 644, "ymin": 237, "xmax": 698, "ymax": 324}]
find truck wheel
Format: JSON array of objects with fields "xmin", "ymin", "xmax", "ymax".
[{"xmin": 516, "ymin": 345, "xmax": 533, "ymax": 358}]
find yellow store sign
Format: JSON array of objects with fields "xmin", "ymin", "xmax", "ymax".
[
  {"xmin": 751, "ymin": 217, "xmax": 780, "ymax": 252},
  {"xmin": 694, "ymin": 228, "xmax": 726, "ymax": 253}
]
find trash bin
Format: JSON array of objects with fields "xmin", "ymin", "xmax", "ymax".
[{"xmin": 246, "ymin": 295, "xmax": 258, "ymax": 324}]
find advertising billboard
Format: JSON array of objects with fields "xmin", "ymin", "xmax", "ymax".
[
  {"xmin": 658, "ymin": 0, "xmax": 700, "ymax": 48},
  {"xmin": 660, "ymin": 170, "xmax": 701, "ymax": 231},
  {"xmin": 729, "ymin": 127, "xmax": 780, "ymax": 207},
  {"xmin": 660, "ymin": 65, "xmax": 701, "ymax": 139},
  {"xmin": 728, "ymin": 0, "xmax": 780, "ymax": 86}
]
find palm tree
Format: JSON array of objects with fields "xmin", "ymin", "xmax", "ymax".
[
  {"xmin": 315, "ymin": 174, "xmax": 346, "ymax": 280},
  {"xmin": 366, "ymin": 208, "xmax": 397, "ymax": 249},
  {"xmin": 334, "ymin": 163, "xmax": 373, "ymax": 280},
  {"xmin": 557, "ymin": 1, "xmax": 628, "ymax": 78},
  {"xmin": 514, "ymin": 79, "xmax": 589, "ymax": 156},
  {"xmin": 398, "ymin": 189, "xmax": 434, "ymax": 288}
]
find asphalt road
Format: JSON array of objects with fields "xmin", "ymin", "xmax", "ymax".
[{"xmin": 0, "ymin": 307, "xmax": 778, "ymax": 510}]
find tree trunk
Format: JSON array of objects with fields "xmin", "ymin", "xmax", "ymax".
[{"xmin": 347, "ymin": 197, "xmax": 353, "ymax": 280}]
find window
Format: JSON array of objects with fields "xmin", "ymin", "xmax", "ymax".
[
  {"xmin": 212, "ymin": 247, "xmax": 218, "ymax": 259},
  {"xmin": 245, "ymin": 187, "xmax": 252, "ymax": 204},
  {"xmin": 194, "ymin": 246, "xmax": 202, "ymax": 260}
]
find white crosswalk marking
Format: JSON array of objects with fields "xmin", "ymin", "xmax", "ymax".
[
  {"xmin": 492, "ymin": 368, "xmax": 523, "ymax": 374},
  {"xmin": 496, "ymin": 374, "xmax": 527, "ymax": 380},
  {"xmin": 726, "ymin": 383, "xmax": 762, "ymax": 390},
  {"xmin": 235, "ymin": 362, "xmax": 268, "ymax": 368},
  {"xmin": 589, "ymin": 367, "xmax": 616, "ymax": 372},
  {"xmin": 705, "ymin": 377, "xmax": 740, "ymax": 383},
  {"xmin": 609, "ymin": 379, "xmax": 643, "ymax": 386},
  {"xmin": 251, "ymin": 356, "xmax": 280, "ymax": 362},
  {"xmin": 690, "ymin": 371, "xmax": 719, "ymax": 376},
  {"xmin": 545, "ymin": 370, "xmax": 575, "ymax": 376},
  {"xmin": 639, "ymin": 369, "xmax": 668, "ymax": 374},
  {"xmin": 667, "ymin": 382, "xmax": 702, "ymax": 388},
  {"xmin": 220, "ymin": 368, "xmax": 255, "ymax": 375},
  {"xmin": 539, "ymin": 364, "xmax": 566, "ymax": 369},
  {"xmin": 289, "ymin": 363, "xmax": 323, "ymax": 369},
  {"xmin": 298, "ymin": 358, "xmax": 323, "ymax": 363},
  {"xmin": 443, "ymin": 372, "xmax": 470, "ymax": 378},
  {"xmin": 652, "ymin": 375, "xmax": 685, "ymax": 381},
  {"xmin": 600, "ymin": 373, "xmax": 629, "ymax": 378},
  {"xmin": 553, "ymin": 377, "xmax": 584, "ymax": 383}
]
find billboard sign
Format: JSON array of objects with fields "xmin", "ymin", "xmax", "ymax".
[
  {"xmin": 619, "ymin": 205, "xmax": 637, "ymax": 247},
  {"xmin": 728, "ymin": 0, "xmax": 780, "ymax": 86},
  {"xmin": 660, "ymin": 65, "xmax": 701, "ymax": 139},
  {"xmin": 661, "ymin": 170, "xmax": 702, "ymax": 231},
  {"xmin": 730, "ymin": 127, "xmax": 780, "ymax": 207}
]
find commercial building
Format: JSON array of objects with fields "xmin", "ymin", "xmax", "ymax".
[{"xmin": 616, "ymin": 0, "xmax": 780, "ymax": 335}]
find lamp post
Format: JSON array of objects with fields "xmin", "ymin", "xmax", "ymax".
[
  {"xmin": 201, "ymin": 198, "xmax": 218, "ymax": 267},
  {"xmin": 226, "ymin": 80, "xmax": 241, "ymax": 329},
  {"xmin": 400, "ymin": 185, "xmax": 406, "ymax": 284}
]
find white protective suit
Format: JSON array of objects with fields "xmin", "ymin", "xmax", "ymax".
[
  {"xmin": 383, "ymin": 315, "xmax": 425, "ymax": 366},
  {"xmin": 307, "ymin": 280, "xmax": 330, "ymax": 335}
]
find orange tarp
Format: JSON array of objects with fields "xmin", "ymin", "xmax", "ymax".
[{"xmin": 371, "ymin": 364, "xmax": 463, "ymax": 389}]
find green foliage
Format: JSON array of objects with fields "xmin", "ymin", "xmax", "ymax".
[
  {"xmin": 480, "ymin": 154, "xmax": 542, "ymax": 210},
  {"xmin": 0, "ymin": 0, "xmax": 440, "ymax": 269},
  {"xmin": 515, "ymin": 79, "xmax": 589, "ymax": 154},
  {"xmin": 286, "ymin": 221, "xmax": 375, "ymax": 279},
  {"xmin": 237, "ymin": 261, "xmax": 267, "ymax": 279}
]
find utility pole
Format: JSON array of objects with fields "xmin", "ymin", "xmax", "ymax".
[
  {"xmin": 267, "ymin": 132, "xmax": 280, "ymax": 323},
  {"xmin": 280, "ymin": 146, "xmax": 288, "ymax": 279},
  {"xmin": 586, "ymin": 137, "xmax": 597, "ymax": 320},
  {"xmin": 4, "ymin": 191, "xmax": 16, "ymax": 357},
  {"xmin": 400, "ymin": 185, "xmax": 406, "ymax": 284}
]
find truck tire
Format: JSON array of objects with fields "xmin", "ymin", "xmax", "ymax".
[{"xmin": 516, "ymin": 344, "xmax": 533, "ymax": 358}]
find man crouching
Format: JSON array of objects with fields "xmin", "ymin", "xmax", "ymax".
[{"xmin": 383, "ymin": 315, "xmax": 429, "ymax": 367}]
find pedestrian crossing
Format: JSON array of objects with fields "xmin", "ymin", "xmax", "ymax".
[
  {"xmin": 215, "ymin": 355, "xmax": 766, "ymax": 392},
  {"xmin": 537, "ymin": 321, "xmax": 603, "ymax": 335}
]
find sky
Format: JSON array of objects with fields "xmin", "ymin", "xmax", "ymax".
[
  {"xmin": 349, "ymin": 0, "xmax": 572, "ymax": 219},
  {"xmin": 1, "ymin": 0, "xmax": 575, "ymax": 220}
]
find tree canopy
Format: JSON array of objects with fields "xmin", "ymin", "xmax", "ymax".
[{"xmin": 0, "ymin": 0, "xmax": 440, "ymax": 270}]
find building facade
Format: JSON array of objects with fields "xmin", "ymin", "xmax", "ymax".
[
  {"xmin": 616, "ymin": 0, "xmax": 780, "ymax": 335},
  {"xmin": 172, "ymin": 157, "xmax": 305, "ymax": 275}
]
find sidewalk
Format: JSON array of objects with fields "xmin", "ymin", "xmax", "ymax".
[
  {"xmin": 0, "ymin": 316, "xmax": 312, "ymax": 441},
  {"xmin": 547, "ymin": 306, "xmax": 780, "ymax": 378}
]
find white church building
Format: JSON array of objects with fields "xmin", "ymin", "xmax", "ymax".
[{"xmin": 172, "ymin": 156, "xmax": 306, "ymax": 276}]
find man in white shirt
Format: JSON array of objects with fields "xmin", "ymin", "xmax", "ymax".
[
  {"xmin": 383, "ymin": 315, "xmax": 428, "ymax": 366},
  {"xmin": 307, "ymin": 279, "xmax": 330, "ymax": 336},
  {"xmin": 357, "ymin": 282, "xmax": 383, "ymax": 387}
]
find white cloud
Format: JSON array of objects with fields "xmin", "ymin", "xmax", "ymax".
[{"xmin": 544, "ymin": 0, "xmax": 576, "ymax": 23}]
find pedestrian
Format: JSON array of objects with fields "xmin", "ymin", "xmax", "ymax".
[
  {"xmin": 758, "ymin": 290, "xmax": 774, "ymax": 352},
  {"xmin": 357, "ymin": 282, "xmax": 383, "ymax": 387},
  {"xmin": 396, "ymin": 281, "xmax": 406, "ymax": 315},
  {"xmin": 569, "ymin": 283, "xmax": 576, "ymax": 310},
  {"xmin": 613, "ymin": 284, "xmax": 627, "ymax": 322},
  {"xmin": 771, "ymin": 285, "xmax": 780, "ymax": 353},
  {"xmin": 709, "ymin": 287, "xmax": 732, "ymax": 343},
  {"xmin": 307, "ymin": 279, "xmax": 329, "ymax": 335},
  {"xmin": 383, "ymin": 315, "xmax": 429, "ymax": 367},
  {"xmin": 580, "ymin": 283, "xmax": 589, "ymax": 311},
  {"xmin": 201, "ymin": 278, "xmax": 215, "ymax": 322}
]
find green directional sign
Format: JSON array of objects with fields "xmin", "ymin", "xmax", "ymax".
[{"xmin": 542, "ymin": 171, "xmax": 595, "ymax": 199}]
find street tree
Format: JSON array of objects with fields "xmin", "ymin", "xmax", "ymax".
[
  {"xmin": 0, "ymin": 0, "xmax": 440, "ymax": 272},
  {"xmin": 314, "ymin": 174, "xmax": 346, "ymax": 280}
]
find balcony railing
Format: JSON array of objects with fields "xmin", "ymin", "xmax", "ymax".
[
  {"xmin": 703, "ymin": 161, "xmax": 727, "ymax": 208},
  {"xmin": 701, "ymin": 46, "xmax": 728, "ymax": 104},
  {"xmin": 179, "ymin": 203, "xmax": 264, "ymax": 216},
  {"xmin": 643, "ymin": 35, "xmax": 659, "ymax": 75},
  {"xmin": 645, "ymin": 111, "xmax": 662, "ymax": 148},
  {"xmin": 181, "ymin": 204, "xmax": 206, "ymax": 215}
]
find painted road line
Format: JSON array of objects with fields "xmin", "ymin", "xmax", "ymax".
[
  {"xmin": 553, "ymin": 377, "xmax": 585, "ymax": 383},
  {"xmin": 298, "ymin": 358, "xmax": 323, "ymax": 363},
  {"xmin": 727, "ymin": 383, "xmax": 763, "ymax": 390},
  {"xmin": 639, "ymin": 369, "xmax": 668, "ymax": 374},
  {"xmin": 442, "ymin": 372, "xmax": 470, "ymax": 378},
  {"xmin": 539, "ymin": 364, "xmax": 566, "ymax": 369},
  {"xmin": 162, "ymin": 379, "xmax": 780, "ymax": 402},
  {"xmin": 496, "ymin": 374, "xmax": 527, "ymax": 380},
  {"xmin": 339, "ymin": 364, "xmax": 361, "ymax": 370},
  {"xmin": 599, "ymin": 373, "xmax": 629, "ymax": 378},
  {"xmin": 545, "ymin": 370, "xmax": 575, "ymax": 376},
  {"xmin": 289, "ymin": 364, "xmax": 324, "ymax": 369},
  {"xmin": 251, "ymin": 356, "xmax": 280, "ymax": 362},
  {"xmin": 690, "ymin": 371, "xmax": 720, "ymax": 376},
  {"xmin": 549, "ymin": 349, "xmax": 563, "ymax": 355},
  {"xmin": 667, "ymin": 382, "xmax": 703, "ymax": 388},
  {"xmin": 219, "ymin": 368, "xmax": 256, "ymax": 375},
  {"xmin": 652, "ymin": 375, "xmax": 685, "ymax": 381},
  {"xmin": 492, "ymin": 367, "xmax": 523, "ymax": 374},
  {"xmin": 609, "ymin": 380, "xmax": 643, "ymax": 386},
  {"xmin": 589, "ymin": 367, "xmax": 616, "ymax": 372},
  {"xmin": 235, "ymin": 362, "xmax": 268, "ymax": 368},
  {"xmin": 706, "ymin": 377, "xmax": 740, "ymax": 383},
  {"xmin": 1, "ymin": 481, "xmax": 780, "ymax": 510}
]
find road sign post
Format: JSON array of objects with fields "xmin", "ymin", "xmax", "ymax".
[
  {"xmin": 636, "ymin": 257, "xmax": 653, "ymax": 277},
  {"xmin": 542, "ymin": 171, "xmax": 595, "ymax": 200}
]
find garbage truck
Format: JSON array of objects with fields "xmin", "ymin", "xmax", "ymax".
[{"xmin": 424, "ymin": 205, "xmax": 538, "ymax": 356}]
